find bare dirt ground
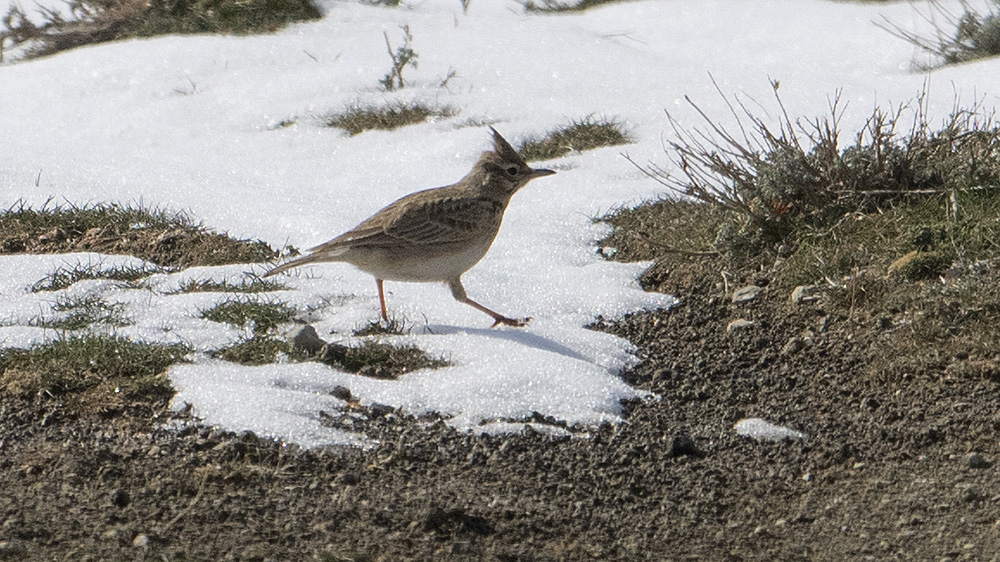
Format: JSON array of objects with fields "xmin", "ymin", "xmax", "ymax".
[{"xmin": 3, "ymin": 258, "xmax": 1000, "ymax": 561}]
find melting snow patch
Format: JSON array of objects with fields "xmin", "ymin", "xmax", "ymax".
[
  {"xmin": 734, "ymin": 418, "xmax": 806, "ymax": 442},
  {"xmin": 168, "ymin": 321, "xmax": 651, "ymax": 448},
  {"xmin": 4, "ymin": 0, "xmax": 974, "ymax": 450}
]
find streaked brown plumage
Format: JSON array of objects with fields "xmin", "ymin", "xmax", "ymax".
[{"xmin": 265, "ymin": 127, "xmax": 555, "ymax": 327}]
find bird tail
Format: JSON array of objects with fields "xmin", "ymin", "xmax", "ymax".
[{"xmin": 264, "ymin": 253, "xmax": 329, "ymax": 277}]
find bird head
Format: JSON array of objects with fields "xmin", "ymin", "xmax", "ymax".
[{"xmin": 474, "ymin": 127, "xmax": 555, "ymax": 199}]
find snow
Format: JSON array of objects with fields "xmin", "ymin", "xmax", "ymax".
[
  {"xmin": 735, "ymin": 418, "xmax": 807, "ymax": 442},
  {"xmin": 1, "ymin": 0, "xmax": 998, "ymax": 447}
]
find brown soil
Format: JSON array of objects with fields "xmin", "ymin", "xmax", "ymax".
[{"xmin": 2, "ymin": 258, "xmax": 1000, "ymax": 561}]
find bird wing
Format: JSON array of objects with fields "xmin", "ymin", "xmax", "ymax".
[{"xmin": 308, "ymin": 194, "xmax": 504, "ymax": 254}]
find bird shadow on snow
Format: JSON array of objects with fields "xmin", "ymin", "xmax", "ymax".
[{"xmin": 419, "ymin": 324, "xmax": 592, "ymax": 364}]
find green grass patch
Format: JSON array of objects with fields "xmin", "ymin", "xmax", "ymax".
[
  {"xmin": 0, "ymin": 200, "xmax": 280, "ymax": 268},
  {"xmin": 171, "ymin": 276, "xmax": 287, "ymax": 294},
  {"xmin": 322, "ymin": 340, "xmax": 449, "ymax": 380},
  {"xmin": 201, "ymin": 297, "xmax": 297, "ymax": 334},
  {"xmin": 212, "ymin": 323, "xmax": 448, "ymax": 377},
  {"xmin": 518, "ymin": 116, "xmax": 631, "ymax": 161},
  {"xmin": 31, "ymin": 261, "xmax": 157, "ymax": 292},
  {"xmin": 776, "ymin": 191, "xmax": 1000, "ymax": 288},
  {"xmin": 0, "ymin": 335, "xmax": 188, "ymax": 422},
  {"xmin": 323, "ymin": 102, "xmax": 458, "ymax": 136},
  {"xmin": 33, "ymin": 295, "xmax": 132, "ymax": 330},
  {"xmin": 214, "ymin": 335, "xmax": 301, "ymax": 365},
  {"xmin": 3, "ymin": 200, "xmax": 190, "ymax": 234},
  {"xmin": 352, "ymin": 318, "xmax": 408, "ymax": 337},
  {"xmin": 625, "ymin": 84, "xmax": 1000, "ymax": 266},
  {"xmin": 599, "ymin": 199, "xmax": 724, "ymax": 264},
  {"xmin": 201, "ymin": 298, "xmax": 447, "ymax": 375},
  {"xmin": 1, "ymin": 0, "xmax": 321, "ymax": 60}
]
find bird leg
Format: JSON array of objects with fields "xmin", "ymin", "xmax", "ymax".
[
  {"xmin": 463, "ymin": 298, "xmax": 531, "ymax": 328},
  {"xmin": 449, "ymin": 279, "xmax": 530, "ymax": 328},
  {"xmin": 376, "ymin": 278, "xmax": 389, "ymax": 322}
]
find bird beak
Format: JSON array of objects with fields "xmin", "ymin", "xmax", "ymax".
[{"xmin": 531, "ymin": 168, "xmax": 556, "ymax": 178}]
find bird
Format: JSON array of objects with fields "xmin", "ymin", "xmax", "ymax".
[{"xmin": 264, "ymin": 127, "xmax": 555, "ymax": 327}]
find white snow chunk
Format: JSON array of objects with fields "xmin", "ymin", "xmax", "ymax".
[{"xmin": 734, "ymin": 418, "xmax": 807, "ymax": 442}]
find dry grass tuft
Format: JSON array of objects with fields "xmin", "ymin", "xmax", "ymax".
[{"xmin": 1, "ymin": 0, "xmax": 321, "ymax": 59}]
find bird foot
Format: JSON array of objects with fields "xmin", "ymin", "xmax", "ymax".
[{"xmin": 490, "ymin": 316, "xmax": 531, "ymax": 328}]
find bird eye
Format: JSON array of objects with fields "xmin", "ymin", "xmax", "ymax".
[{"xmin": 505, "ymin": 165, "xmax": 519, "ymax": 176}]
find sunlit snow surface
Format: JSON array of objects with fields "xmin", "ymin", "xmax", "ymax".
[
  {"xmin": 2, "ymin": 0, "xmax": 998, "ymax": 446},
  {"xmin": 735, "ymin": 418, "xmax": 807, "ymax": 442}
]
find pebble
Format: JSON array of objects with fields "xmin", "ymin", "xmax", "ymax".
[
  {"xmin": 110, "ymin": 488, "xmax": 129, "ymax": 508},
  {"xmin": 967, "ymin": 453, "xmax": 992, "ymax": 469},
  {"xmin": 732, "ymin": 286, "xmax": 761, "ymax": 303},
  {"xmin": 790, "ymin": 284, "xmax": 820, "ymax": 304},
  {"xmin": 669, "ymin": 432, "xmax": 703, "ymax": 458},
  {"xmin": 726, "ymin": 319, "xmax": 754, "ymax": 333},
  {"xmin": 286, "ymin": 324, "xmax": 326, "ymax": 355},
  {"xmin": 330, "ymin": 385, "xmax": 353, "ymax": 402},
  {"xmin": 781, "ymin": 337, "xmax": 806, "ymax": 356}
]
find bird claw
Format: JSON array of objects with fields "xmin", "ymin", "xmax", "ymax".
[{"xmin": 490, "ymin": 316, "xmax": 531, "ymax": 328}]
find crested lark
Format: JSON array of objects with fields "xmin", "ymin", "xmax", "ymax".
[{"xmin": 265, "ymin": 127, "xmax": 555, "ymax": 327}]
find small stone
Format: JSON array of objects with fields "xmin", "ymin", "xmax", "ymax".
[
  {"xmin": 726, "ymin": 319, "xmax": 754, "ymax": 333},
  {"xmin": 818, "ymin": 315, "xmax": 831, "ymax": 332},
  {"xmin": 110, "ymin": 489, "xmax": 129, "ymax": 508},
  {"xmin": 330, "ymin": 385, "xmax": 352, "ymax": 402},
  {"xmin": 959, "ymin": 485, "xmax": 983, "ymax": 503},
  {"xmin": 790, "ymin": 284, "xmax": 820, "ymax": 304},
  {"xmin": 38, "ymin": 227, "xmax": 66, "ymax": 243},
  {"xmin": 669, "ymin": 432, "xmax": 703, "ymax": 458},
  {"xmin": 732, "ymin": 285, "xmax": 761, "ymax": 303},
  {"xmin": 967, "ymin": 453, "xmax": 992, "ymax": 469},
  {"xmin": 367, "ymin": 403, "xmax": 395, "ymax": 419},
  {"xmin": 781, "ymin": 337, "xmax": 805, "ymax": 356},
  {"xmin": 286, "ymin": 324, "xmax": 326, "ymax": 355},
  {"xmin": 132, "ymin": 534, "xmax": 149, "ymax": 548}
]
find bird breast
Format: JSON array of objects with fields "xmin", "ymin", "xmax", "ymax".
[{"xmin": 343, "ymin": 234, "xmax": 497, "ymax": 282}]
